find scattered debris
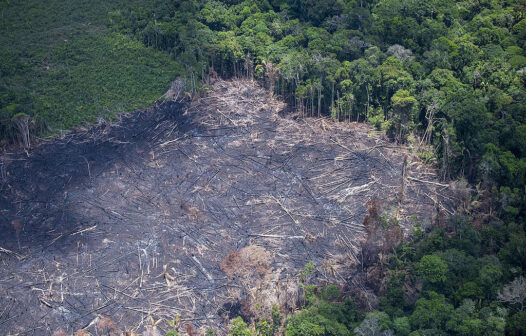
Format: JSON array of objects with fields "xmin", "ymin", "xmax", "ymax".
[{"xmin": 0, "ymin": 80, "xmax": 456, "ymax": 334}]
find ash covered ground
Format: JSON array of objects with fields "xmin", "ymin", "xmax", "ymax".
[{"xmin": 0, "ymin": 80, "xmax": 456, "ymax": 335}]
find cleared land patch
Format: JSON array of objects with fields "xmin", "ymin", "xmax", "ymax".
[{"xmin": 0, "ymin": 80, "xmax": 456, "ymax": 335}]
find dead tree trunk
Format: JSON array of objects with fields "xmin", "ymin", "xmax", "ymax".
[
  {"xmin": 317, "ymin": 84, "xmax": 322, "ymax": 118},
  {"xmin": 366, "ymin": 84, "xmax": 370, "ymax": 119},
  {"xmin": 264, "ymin": 61, "xmax": 275, "ymax": 96},
  {"xmin": 336, "ymin": 90, "xmax": 341, "ymax": 121},
  {"xmin": 13, "ymin": 114, "xmax": 31, "ymax": 149},
  {"xmin": 310, "ymin": 87, "xmax": 314, "ymax": 117},
  {"xmin": 331, "ymin": 81, "xmax": 335, "ymax": 114},
  {"xmin": 442, "ymin": 129, "xmax": 450, "ymax": 181},
  {"xmin": 161, "ymin": 78, "xmax": 186, "ymax": 102},
  {"xmin": 0, "ymin": 155, "xmax": 6, "ymax": 181},
  {"xmin": 420, "ymin": 100, "xmax": 437, "ymax": 147},
  {"xmin": 398, "ymin": 155, "xmax": 407, "ymax": 203}
]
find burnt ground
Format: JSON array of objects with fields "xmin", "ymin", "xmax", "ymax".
[{"xmin": 0, "ymin": 80, "xmax": 457, "ymax": 335}]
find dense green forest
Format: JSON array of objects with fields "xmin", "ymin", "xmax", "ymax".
[{"xmin": 2, "ymin": 0, "xmax": 526, "ymax": 335}]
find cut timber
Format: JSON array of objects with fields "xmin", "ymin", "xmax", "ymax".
[
  {"xmin": 331, "ymin": 181, "xmax": 376, "ymax": 202},
  {"xmin": 248, "ymin": 234, "xmax": 305, "ymax": 239},
  {"xmin": 192, "ymin": 256, "xmax": 214, "ymax": 283},
  {"xmin": 407, "ymin": 176, "xmax": 449, "ymax": 187}
]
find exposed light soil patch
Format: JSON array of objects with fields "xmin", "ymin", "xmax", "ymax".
[{"xmin": 0, "ymin": 80, "xmax": 456, "ymax": 335}]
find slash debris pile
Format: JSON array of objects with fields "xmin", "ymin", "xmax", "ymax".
[{"xmin": 0, "ymin": 80, "xmax": 457, "ymax": 335}]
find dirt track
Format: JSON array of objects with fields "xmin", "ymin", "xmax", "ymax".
[{"xmin": 0, "ymin": 80, "xmax": 456, "ymax": 335}]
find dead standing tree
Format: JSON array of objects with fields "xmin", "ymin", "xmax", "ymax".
[
  {"xmin": 161, "ymin": 78, "xmax": 186, "ymax": 103},
  {"xmin": 12, "ymin": 113, "xmax": 31, "ymax": 149},
  {"xmin": 0, "ymin": 154, "xmax": 6, "ymax": 182},
  {"xmin": 264, "ymin": 61, "xmax": 277, "ymax": 96}
]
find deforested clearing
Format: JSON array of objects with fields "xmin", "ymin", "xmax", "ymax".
[{"xmin": 0, "ymin": 80, "xmax": 456, "ymax": 334}]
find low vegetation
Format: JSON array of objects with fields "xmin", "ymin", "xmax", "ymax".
[{"xmin": 0, "ymin": 0, "xmax": 180, "ymax": 141}]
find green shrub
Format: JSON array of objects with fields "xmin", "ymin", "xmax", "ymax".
[
  {"xmin": 229, "ymin": 317, "xmax": 254, "ymax": 336},
  {"xmin": 417, "ymin": 255, "xmax": 448, "ymax": 284},
  {"xmin": 394, "ymin": 317, "xmax": 411, "ymax": 336},
  {"xmin": 319, "ymin": 285, "xmax": 340, "ymax": 301}
]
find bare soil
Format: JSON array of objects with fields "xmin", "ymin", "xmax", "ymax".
[{"xmin": 0, "ymin": 80, "xmax": 456, "ymax": 335}]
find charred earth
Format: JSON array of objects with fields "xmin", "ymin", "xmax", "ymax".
[{"xmin": 0, "ymin": 80, "xmax": 456, "ymax": 335}]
